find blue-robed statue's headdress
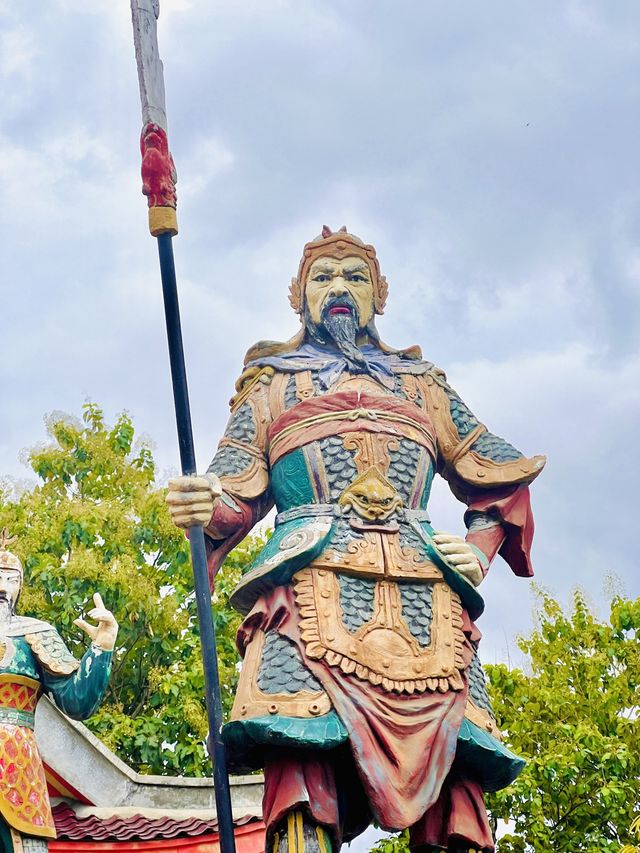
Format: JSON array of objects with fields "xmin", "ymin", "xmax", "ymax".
[{"xmin": 0, "ymin": 529, "xmax": 22, "ymax": 576}]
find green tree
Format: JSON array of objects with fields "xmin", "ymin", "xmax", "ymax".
[
  {"xmin": 620, "ymin": 816, "xmax": 640, "ymax": 853},
  {"xmin": 369, "ymin": 829, "xmax": 409, "ymax": 853},
  {"xmin": 0, "ymin": 403, "xmax": 265, "ymax": 775},
  {"xmin": 487, "ymin": 590, "xmax": 640, "ymax": 852}
]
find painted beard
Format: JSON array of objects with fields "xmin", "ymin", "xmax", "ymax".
[
  {"xmin": 0, "ymin": 595, "xmax": 13, "ymax": 623},
  {"xmin": 305, "ymin": 295, "xmax": 368, "ymax": 371}
]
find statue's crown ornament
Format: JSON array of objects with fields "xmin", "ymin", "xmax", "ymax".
[
  {"xmin": 289, "ymin": 226, "xmax": 389, "ymax": 316},
  {"xmin": 0, "ymin": 529, "xmax": 22, "ymax": 574}
]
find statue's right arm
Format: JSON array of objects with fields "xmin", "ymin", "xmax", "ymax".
[{"xmin": 166, "ymin": 369, "xmax": 275, "ymax": 578}]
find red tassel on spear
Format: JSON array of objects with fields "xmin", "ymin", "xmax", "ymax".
[{"xmin": 129, "ymin": 4, "xmax": 236, "ymax": 852}]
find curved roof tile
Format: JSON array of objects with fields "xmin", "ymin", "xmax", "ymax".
[{"xmin": 52, "ymin": 803, "xmax": 259, "ymax": 842}]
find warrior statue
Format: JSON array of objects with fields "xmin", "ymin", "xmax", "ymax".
[
  {"xmin": 0, "ymin": 530, "xmax": 118, "ymax": 853},
  {"xmin": 167, "ymin": 227, "xmax": 545, "ymax": 853}
]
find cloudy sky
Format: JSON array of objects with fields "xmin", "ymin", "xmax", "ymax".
[{"xmin": 1, "ymin": 0, "xmax": 639, "ymax": 679}]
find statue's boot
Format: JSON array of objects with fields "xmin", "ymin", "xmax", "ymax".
[{"xmin": 270, "ymin": 810, "xmax": 333, "ymax": 853}]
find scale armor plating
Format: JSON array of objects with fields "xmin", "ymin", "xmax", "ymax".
[
  {"xmin": 224, "ymin": 402, "xmax": 257, "ymax": 444},
  {"xmin": 467, "ymin": 647, "xmax": 495, "ymax": 719},
  {"xmin": 257, "ymin": 632, "xmax": 323, "ymax": 695},
  {"xmin": 470, "ymin": 432, "xmax": 522, "ymax": 462},
  {"xmin": 445, "ymin": 387, "xmax": 480, "ymax": 438},
  {"xmin": 399, "ymin": 582, "xmax": 434, "ymax": 647},
  {"xmin": 338, "ymin": 575, "xmax": 376, "ymax": 632},
  {"xmin": 387, "ymin": 438, "xmax": 423, "ymax": 503},
  {"xmin": 208, "ymin": 445, "xmax": 253, "ymax": 478},
  {"xmin": 318, "ymin": 436, "xmax": 358, "ymax": 499}
]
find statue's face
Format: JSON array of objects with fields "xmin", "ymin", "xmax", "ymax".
[
  {"xmin": 305, "ymin": 256, "xmax": 374, "ymax": 329},
  {"xmin": 0, "ymin": 568, "xmax": 21, "ymax": 613}
]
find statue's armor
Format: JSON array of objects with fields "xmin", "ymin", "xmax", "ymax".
[
  {"xmin": 203, "ymin": 227, "xmax": 545, "ymax": 850},
  {"xmin": 210, "ymin": 360, "xmax": 543, "ymax": 791}
]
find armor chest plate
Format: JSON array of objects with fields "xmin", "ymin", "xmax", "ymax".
[
  {"xmin": 270, "ymin": 387, "xmax": 434, "ymax": 503},
  {"xmin": 269, "ymin": 390, "xmax": 438, "ymax": 580}
]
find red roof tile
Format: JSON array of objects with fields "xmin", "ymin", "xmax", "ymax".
[{"xmin": 52, "ymin": 803, "xmax": 260, "ymax": 842}]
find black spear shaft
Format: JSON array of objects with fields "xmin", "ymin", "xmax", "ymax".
[{"xmin": 156, "ymin": 232, "xmax": 237, "ymax": 853}]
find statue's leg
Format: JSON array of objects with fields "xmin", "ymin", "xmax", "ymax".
[
  {"xmin": 408, "ymin": 774, "xmax": 494, "ymax": 853},
  {"xmin": 263, "ymin": 752, "xmax": 339, "ymax": 853},
  {"xmin": 270, "ymin": 810, "xmax": 333, "ymax": 853}
]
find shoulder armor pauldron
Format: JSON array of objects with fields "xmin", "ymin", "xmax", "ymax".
[
  {"xmin": 421, "ymin": 374, "xmax": 546, "ymax": 488},
  {"xmin": 25, "ymin": 629, "xmax": 80, "ymax": 676},
  {"xmin": 229, "ymin": 366, "xmax": 275, "ymax": 411}
]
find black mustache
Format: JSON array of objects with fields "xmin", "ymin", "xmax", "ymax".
[{"xmin": 322, "ymin": 295, "xmax": 357, "ymax": 317}]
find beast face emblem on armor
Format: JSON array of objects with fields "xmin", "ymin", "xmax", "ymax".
[{"xmin": 339, "ymin": 467, "xmax": 403, "ymax": 522}]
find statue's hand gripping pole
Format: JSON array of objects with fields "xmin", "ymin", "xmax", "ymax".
[{"xmin": 130, "ymin": 5, "xmax": 236, "ymax": 853}]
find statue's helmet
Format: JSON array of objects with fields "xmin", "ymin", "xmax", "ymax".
[
  {"xmin": 289, "ymin": 225, "xmax": 389, "ymax": 317},
  {"xmin": 0, "ymin": 529, "xmax": 22, "ymax": 577}
]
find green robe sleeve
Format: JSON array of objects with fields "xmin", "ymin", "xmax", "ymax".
[
  {"xmin": 27, "ymin": 629, "xmax": 113, "ymax": 720},
  {"xmin": 42, "ymin": 646, "xmax": 113, "ymax": 720}
]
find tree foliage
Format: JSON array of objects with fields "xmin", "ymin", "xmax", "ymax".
[
  {"xmin": 620, "ymin": 816, "xmax": 640, "ymax": 853},
  {"xmin": 487, "ymin": 590, "xmax": 640, "ymax": 852},
  {"xmin": 369, "ymin": 829, "xmax": 409, "ymax": 853},
  {"xmin": 0, "ymin": 403, "xmax": 265, "ymax": 775}
]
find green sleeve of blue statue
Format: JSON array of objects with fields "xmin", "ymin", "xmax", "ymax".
[{"xmin": 42, "ymin": 646, "xmax": 113, "ymax": 720}]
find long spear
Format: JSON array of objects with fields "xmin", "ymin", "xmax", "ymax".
[{"xmin": 129, "ymin": 4, "xmax": 236, "ymax": 852}]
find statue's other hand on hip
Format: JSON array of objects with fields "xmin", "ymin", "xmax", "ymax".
[{"xmin": 432, "ymin": 531, "xmax": 484, "ymax": 587}]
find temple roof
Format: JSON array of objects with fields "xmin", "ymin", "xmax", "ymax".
[
  {"xmin": 36, "ymin": 696, "xmax": 263, "ymax": 815},
  {"xmin": 52, "ymin": 802, "xmax": 260, "ymax": 842},
  {"xmin": 33, "ymin": 696, "xmax": 265, "ymax": 850}
]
